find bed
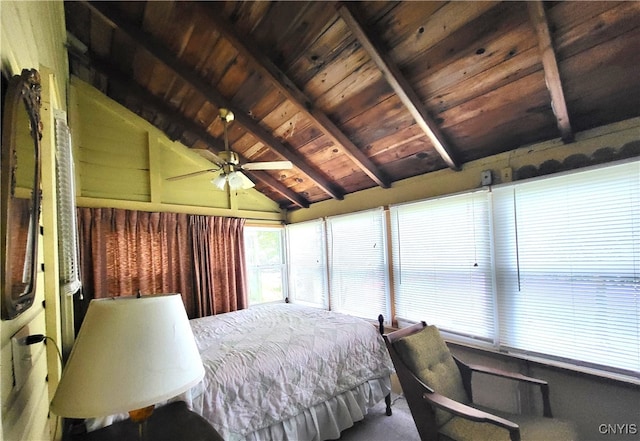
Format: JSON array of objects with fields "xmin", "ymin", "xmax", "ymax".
[{"xmin": 181, "ymin": 303, "xmax": 395, "ymax": 441}]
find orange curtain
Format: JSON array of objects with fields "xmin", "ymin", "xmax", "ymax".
[
  {"xmin": 75, "ymin": 208, "xmax": 246, "ymax": 329},
  {"xmin": 190, "ymin": 216, "xmax": 247, "ymax": 317}
]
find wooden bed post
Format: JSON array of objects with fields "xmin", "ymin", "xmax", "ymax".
[{"xmin": 378, "ymin": 315, "xmax": 393, "ymax": 416}]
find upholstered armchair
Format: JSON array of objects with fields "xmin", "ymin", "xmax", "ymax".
[{"xmin": 384, "ymin": 322, "xmax": 577, "ymax": 441}]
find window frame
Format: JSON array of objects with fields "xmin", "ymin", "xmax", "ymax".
[
  {"xmin": 243, "ymin": 225, "xmax": 288, "ymax": 306},
  {"xmin": 490, "ymin": 159, "xmax": 640, "ymax": 381},
  {"xmin": 326, "ymin": 207, "xmax": 391, "ymax": 322},
  {"xmin": 285, "ymin": 219, "xmax": 329, "ymax": 309}
]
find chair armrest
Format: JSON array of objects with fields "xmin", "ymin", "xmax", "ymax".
[
  {"xmin": 465, "ymin": 363, "xmax": 552, "ymax": 418},
  {"xmin": 423, "ymin": 391, "xmax": 522, "ymax": 441},
  {"xmin": 466, "ymin": 363, "xmax": 547, "ymax": 385}
]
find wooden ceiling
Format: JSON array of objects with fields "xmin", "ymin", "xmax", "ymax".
[{"xmin": 64, "ymin": 1, "xmax": 640, "ymax": 210}]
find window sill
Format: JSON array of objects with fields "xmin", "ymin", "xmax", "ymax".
[{"xmin": 446, "ymin": 339, "xmax": 640, "ymax": 388}]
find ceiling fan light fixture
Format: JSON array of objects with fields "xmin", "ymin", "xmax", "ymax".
[
  {"xmin": 211, "ymin": 174, "xmax": 227, "ymax": 190},
  {"xmin": 211, "ymin": 171, "xmax": 255, "ymax": 191},
  {"xmin": 228, "ymin": 171, "xmax": 255, "ymax": 190}
]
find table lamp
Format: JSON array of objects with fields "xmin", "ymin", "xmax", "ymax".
[{"xmin": 50, "ymin": 294, "xmax": 205, "ymax": 438}]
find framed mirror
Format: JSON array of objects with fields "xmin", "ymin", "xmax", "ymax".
[{"xmin": 1, "ymin": 68, "xmax": 42, "ymax": 319}]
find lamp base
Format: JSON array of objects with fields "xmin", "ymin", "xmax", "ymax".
[
  {"xmin": 129, "ymin": 405, "xmax": 155, "ymax": 441},
  {"xmin": 128, "ymin": 405, "xmax": 155, "ymax": 423}
]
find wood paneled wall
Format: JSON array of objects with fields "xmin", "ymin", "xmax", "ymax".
[
  {"xmin": 70, "ymin": 77, "xmax": 285, "ymax": 222},
  {"xmin": 1, "ymin": 2, "xmax": 67, "ymax": 440}
]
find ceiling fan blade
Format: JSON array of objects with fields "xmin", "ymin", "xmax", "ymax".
[
  {"xmin": 166, "ymin": 169, "xmax": 218, "ymax": 181},
  {"xmin": 194, "ymin": 149, "xmax": 226, "ymax": 167},
  {"xmin": 241, "ymin": 160, "xmax": 293, "ymax": 170}
]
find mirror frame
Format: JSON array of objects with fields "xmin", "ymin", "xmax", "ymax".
[{"xmin": 1, "ymin": 68, "xmax": 42, "ymax": 319}]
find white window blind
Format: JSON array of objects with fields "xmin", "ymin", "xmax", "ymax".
[
  {"xmin": 493, "ymin": 161, "xmax": 640, "ymax": 376},
  {"xmin": 390, "ymin": 191, "xmax": 495, "ymax": 341},
  {"xmin": 286, "ymin": 219, "xmax": 328, "ymax": 308},
  {"xmin": 327, "ymin": 208, "xmax": 390, "ymax": 320},
  {"xmin": 54, "ymin": 110, "xmax": 82, "ymax": 296}
]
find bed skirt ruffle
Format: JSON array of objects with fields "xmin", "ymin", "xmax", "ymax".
[
  {"xmin": 226, "ymin": 376, "xmax": 391, "ymax": 441},
  {"xmin": 85, "ymin": 377, "xmax": 390, "ymax": 440}
]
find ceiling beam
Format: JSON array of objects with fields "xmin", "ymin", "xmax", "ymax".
[
  {"xmin": 527, "ymin": 0, "xmax": 574, "ymax": 143},
  {"xmin": 85, "ymin": 1, "xmax": 344, "ymax": 201},
  {"xmin": 338, "ymin": 3, "xmax": 461, "ymax": 171},
  {"xmin": 68, "ymin": 47, "xmax": 310, "ymax": 209},
  {"xmin": 200, "ymin": 4, "xmax": 391, "ymax": 189}
]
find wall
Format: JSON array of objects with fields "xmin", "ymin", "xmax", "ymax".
[
  {"xmin": 0, "ymin": 2, "xmax": 68, "ymax": 440},
  {"xmin": 70, "ymin": 78, "xmax": 285, "ymax": 222}
]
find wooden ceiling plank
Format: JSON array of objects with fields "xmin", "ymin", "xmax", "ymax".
[
  {"xmin": 385, "ymin": 2, "xmax": 500, "ymax": 68},
  {"xmin": 424, "ymin": 46, "xmax": 540, "ymax": 117},
  {"xmin": 552, "ymin": 1, "xmax": 640, "ymax": 60},
  {"xmin": 200, "ymin": 4, "xmax": 391, "ymax": 189},
  {"xmin": 409, "ymin": 7, "xmax": 534, "ymax": 105},
  {"xmin": 338, "ymin": 3, "xmax": 461, "ymax": 171},
  {"xmin": 244, "ymin": 170, "xmax": 310, "ymax": 209},
  {"xmin": 527, "ymin": 0, "xmax": 574, "ymax": 143},
  {"xmin": 69, "ymin": 47, "xmax": 307, "ymax": 210},
  {"xmin": 84, "ymin": 0, "xmax": 344, "ymax": 202},
  {"xmin": 286, "ymin": 18, "xmax": 353, "ymax": 86}
]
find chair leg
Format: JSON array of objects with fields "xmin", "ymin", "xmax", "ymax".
[{"xmin": 385, "ymin": 393, "xmax": 392, "ymax": 416}]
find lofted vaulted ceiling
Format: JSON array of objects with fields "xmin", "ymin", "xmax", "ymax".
[{"xmin": 64, "ymin": 1, "xmax": 640, "ymax": 210}]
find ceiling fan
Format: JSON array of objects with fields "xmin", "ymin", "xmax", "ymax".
[{"xmin": 167, "ymin": 108, "xmax": 292, "ymax": 190}]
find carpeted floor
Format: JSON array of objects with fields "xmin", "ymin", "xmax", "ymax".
[{"xmin": 337, "ymin": 394, "xmax": 420, "ymax": 441}]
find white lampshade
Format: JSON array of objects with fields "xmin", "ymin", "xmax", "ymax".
[
  {"xmin": 211, "ymin": 174, "xmax": 227, "ymax": 190},
  {"xmin": 50, "ymin": 294, "xmax": 204, "ymax": 418},
  {"xmin": 227, "ymin": 171, "xmax": 255, "ymax": 190},
  {"xmin": 212, "ymin": 171, "xmax": 255, "ymax": 191}
]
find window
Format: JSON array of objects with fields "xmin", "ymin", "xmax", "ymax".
[
  {"xmin": 493, "ymin": 161, "xmax": 639, "ymax": 376},
  {"xmin": 244, "ymin": 226, "xmax": 286, "ymax": 305},
  {"xmin": 286, "ymin": 219, "xmax": 328, "ymax": 308},
  {"xmin": 278, "ymin": 159, "xmax": 639, "ymax": 380},
  {"xmin": 390, "ymin": 191, "xmax": 495, "ymax": 341},
  {"xmin": 327, "ymin": 208, "xmax": 390, "ymax": 321},
  {"xmin": 387, "ymin": 159, "xmax": 639, "ymax": 379}
]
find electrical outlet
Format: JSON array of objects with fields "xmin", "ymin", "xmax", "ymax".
[
  {"xmin": 481, "ymin": 170, "xmax": 492, "ymax": 186},
  {"xmin": 501, "ymin": 167, "xmax": 512, "ymax": 182},
  {"xmin": 11, "ymin": 325, "xmax": 41, "ymax": 391}
]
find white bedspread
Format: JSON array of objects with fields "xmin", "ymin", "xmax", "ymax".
[{"xmin": 187, "ymin": 303, "xmax": 395, "ymax": 440}]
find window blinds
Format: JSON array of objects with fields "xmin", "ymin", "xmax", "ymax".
[
  {"xmin": 55, "ymin": 110, "xmax": 82, "ymax": 296},
  {"xmin": 493, "ymin": 160, "xmax": 640, "ymax": 375},
  {"xmin": 327, "ymin": 208, "xmax": 390, "ymax": 320},
  {"xmin": 390, "ymin": 191, "xmax": 495, "ymax": 341},
  {"xmin": 286, "ymin": 219, "xmax": 328, "ymax": 308}
]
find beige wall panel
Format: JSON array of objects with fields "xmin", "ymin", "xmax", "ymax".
[
  {"xmin": 2, "ymin": 338, "xmax": 49, "ymax": 441},
  {"xmin": 71, "ymin": 78, "xmax": 283, "ymax": 219},
  {"xmin": 1, "ymin": 3, "xmax": 68, "ymax": 439},
  {"xmin": 235, "ymin": 188, "xmax": 282, "ymax": 213},
  {"xmin": 74, "ymin": 89, "xmax": 151, "ymax": 201},
  {"xmin": 0, "ymin": 1, "xmax": 68, "ymax": 107}
]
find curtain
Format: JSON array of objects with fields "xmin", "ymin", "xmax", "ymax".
[
  {"xmin": 75, "ymin": 208, "xmax": 246, "ymax": 330},
  {"xmin": 191, "ymin": 216, "xmax": 247, "ymax": 317}
]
